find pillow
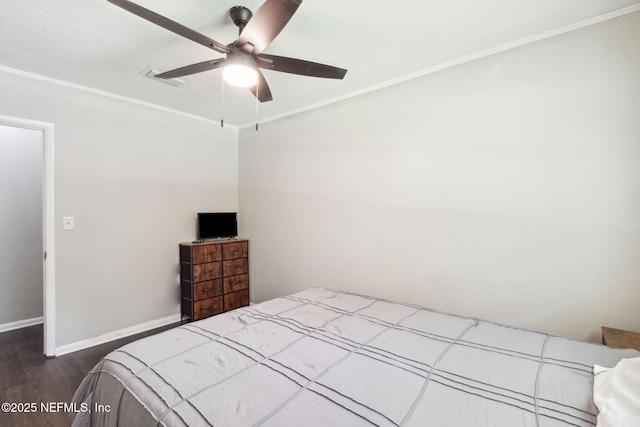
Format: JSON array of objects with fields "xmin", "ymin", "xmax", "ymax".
[{"xmin": 593, "ymin": 357, "xmax": 640, "ymax": 427}]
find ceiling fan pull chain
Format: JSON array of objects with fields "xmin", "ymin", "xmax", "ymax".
[
  {"xmin": 255, "ymin": 79, "xmax": 260, "ymax": 131},
  {"xmin": 220, "ymin": 78, "xmax": 225, "ymax": 128}
]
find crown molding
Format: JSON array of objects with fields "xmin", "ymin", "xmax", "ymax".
[
  {"xmin": 238, "ymin": 3, "xmax": 640, "ymax": 129},
  {"xmin": 0, "ymin": 64, "xmax": 235, "ymax": 129}
]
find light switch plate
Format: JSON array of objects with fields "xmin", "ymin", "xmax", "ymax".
[{"xmin": 63, "ymin": 216, "xmax": 75, "ymax": 230}]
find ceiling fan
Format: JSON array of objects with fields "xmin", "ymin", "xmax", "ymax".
[{"xmin": 108, "ymin": 0, "xmax": 348, "ymax": 102}]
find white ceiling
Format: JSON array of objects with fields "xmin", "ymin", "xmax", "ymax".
[{"xmin": 1, "ymin": 0, "xmax": 639, "ymax": 127}]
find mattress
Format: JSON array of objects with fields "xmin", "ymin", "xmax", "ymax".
[{"xmin": 70, "ymin": 288, "xmax": 639, "ymax": 426}]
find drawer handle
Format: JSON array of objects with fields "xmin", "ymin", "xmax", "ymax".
[{"xmin": 203, "ymin": 288, "xmax": 209, "ymax": 292}]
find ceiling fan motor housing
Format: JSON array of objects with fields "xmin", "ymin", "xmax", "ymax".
[{"xmin": 230, "ymin": 6, "xmax": 253, "ymax": 30}]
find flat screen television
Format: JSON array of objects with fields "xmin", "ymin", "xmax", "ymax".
[{"xmin": 197, "ymin": 212, "xmax": 238, "ymax": 240}]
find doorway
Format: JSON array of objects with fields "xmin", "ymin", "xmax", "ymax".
[{"xmin": 0, "ymin": 115, "xmax": 55, "ymax": 357}]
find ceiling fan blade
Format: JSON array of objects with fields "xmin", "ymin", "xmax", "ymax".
[
  {"xmin": 236, "ymin": 0, "xmax": 302, "ymax": 55},
  {"xmin": 249, "ymin": 69, "xmax": 273, "ymax": 102},
  {"xmin": 108, "ymin": 0, "xmax": 230, "ymax": 54},
  {"xmin": 257, "ymin": 54, "xmax": 347, "ymax": 79},
  {"xmin": 155, "ymin": 59, "xmax": 227, "ymax": 79}
]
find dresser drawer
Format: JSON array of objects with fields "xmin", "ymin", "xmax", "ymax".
[
  {"xmin": 192, "ymin": 244, "xmax": 222, "ymax": 264},
  {"xmin": 194, "ymin": 279, "xmax": 222, "ymax": 301},
  {"xmin": 222, "ymin": 241, "xmax": 248, "ymax": 259},
  {"xmin": 224, "ymin": 289, "xmax": 249, "ymax": 311},
  {"xmin": 223, "ymin": 274, "xmax": 248, "ymax": 294},
  {"xmin": 223, "ymin": 258, "xmax": 248, "ymax": 276},
  {"xmin": 193, "ymin": 262, "xmax": 222, "ymax": 282},
  {"xmin": 194, "ymin": 297, "xmax": 223, "ymax": 320}
]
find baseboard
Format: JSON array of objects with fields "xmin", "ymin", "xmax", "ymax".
[
  {"xmin": 0, "ymin": 316, "xmax": 44, "ymax": 333},
  {"xmin": 55, "ymin": 313, "xmax": 181, "ymax": 356}
]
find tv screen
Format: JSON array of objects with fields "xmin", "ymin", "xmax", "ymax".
[{"xmin": 197, "ymin": 212, "xmax": 238, "ymax": 240}]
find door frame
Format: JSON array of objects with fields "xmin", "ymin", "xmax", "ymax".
[{"xmin": 0, "ymin": 114, "xmax": 56, "ymax": 357}]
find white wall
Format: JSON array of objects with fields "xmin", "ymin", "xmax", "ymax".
[
  {"xmin": 0, "ymin": 70, "xmax": 238, "ymax": 349},
  {"xmin": 239, "ymin": 12, "xmax": 640, "ymax": 342},
  {"xmin": 0, "ymin": 125, "xmax": 43, "ymax": 325}
]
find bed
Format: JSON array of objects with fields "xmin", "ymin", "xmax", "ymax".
[{"xmin": 70, "ymin": 288, "xmax": 639, "ymax": 426}]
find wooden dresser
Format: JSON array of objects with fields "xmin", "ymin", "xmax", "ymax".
[{"xmin": 179, "ymin": 239, "xmax": 249, "ymax": 321}]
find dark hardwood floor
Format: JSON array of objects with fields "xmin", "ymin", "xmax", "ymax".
[{"xmin": 0, "ymin": 322, "xmax": 180, "ymax": 427}]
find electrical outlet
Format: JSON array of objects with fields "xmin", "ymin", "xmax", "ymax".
[{"xmin": 63, "ymin": 216, "xmax": 75, "ymax": 231}]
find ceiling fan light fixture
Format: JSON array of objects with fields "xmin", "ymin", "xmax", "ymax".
[{"xmin": 223, "ymin": 64, "xmax": 258, "ymax": 88}]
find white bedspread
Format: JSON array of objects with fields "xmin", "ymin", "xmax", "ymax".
[{"xmin": 71, "ymin": 288, "xmax": 640, "ymax": 426}]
